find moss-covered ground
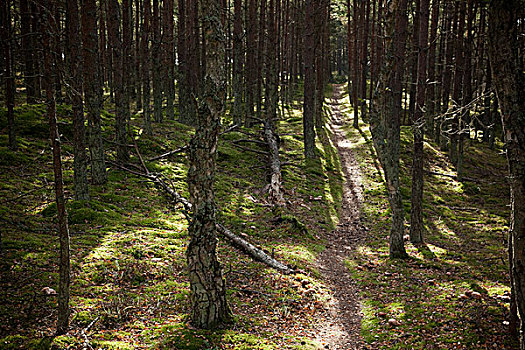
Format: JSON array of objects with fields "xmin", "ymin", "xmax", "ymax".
[
  {"xmin": 0, "ymin": 84, "xmax": 514, "ymax": 349},
  {"xmin": 0, "ymin": 92, "xmax": 343, "ymax": 349},
  {"xmin": 336, "ymin": 88, "xmax": 516, "ymax": 349}
]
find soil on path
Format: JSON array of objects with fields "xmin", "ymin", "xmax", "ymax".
[{"xmin": 314, "ymin": 84, "xmax": 367, "ymax": 349}]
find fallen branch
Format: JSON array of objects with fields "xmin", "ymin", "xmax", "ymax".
[
  {"xmin": 148, "ymin": 145, "xmax": 188, "ymax": 162},
  {"xmin": 109, "ymin": 162, "xmax": 294, "ymax": 274}
]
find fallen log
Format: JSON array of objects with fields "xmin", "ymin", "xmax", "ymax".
[{"xmin": 108, "ymin": 162, "xmax": 294, "ymax": 275}]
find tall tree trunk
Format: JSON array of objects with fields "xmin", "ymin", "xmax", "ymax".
[
  {"xmin": 370, "ymin": 0, "xmax": 409, "ymax": 259},
  {"xmin": 352, "ymin": 0, "xmax": 359, "ymax": 127},
  {"xmin": 410, "ymin": 0, "xmax": 430, "ymax": 243},
  {"xmin": 20, "ymin": 0, "xmax": 36, "ymax": 103},
  {"xmin": 450, "ymin": 0, "xmax": 465, "ymax": 166},
  {"xmin": 67, "ymin": 0, "xmax": 89, "ymax": 200},
  {"xmin": 108, "ymin": 0, "xmax": 129, "ymax": 162},
  {"xmin": 488, "ymin": 0, "xmax": 525, "ymax": 346},
  {"xmin": 142, "ymin": 0, "xmax": 153, "ymax": 134},
  {"xmin": 265, "ymin": 0, "xmax": 278, "ymax": 123},
  {"xmin": 303, "ymin": 0, "xmax": 316, "ymax": 159},
  {"xmin": 256, "ymin": 0, "xmax": 267, "ymax": 120},
  {"xmin": 164, "ymin": 0, "xmax": 175, "ymax": 120},
  {"xmin": 439, "ymin": 1, "xmax": 454, "ymax": 150},
  {"xmin": 232, "ymin": 0, "xmax": 244, "ymax": 125},
  {"xmin": 187, "ymin": 0, "xmax": 232, "ymax": 329},
  {"xmin": 152, "ymin": 0, "xmax": 163, "ymax": 122},
  {"xmin": 82, "ymin": 0, "xmax": 107, "ymax": 184},
  {"xmin": 359, "ymin": 0, "xmax": 370, "ymax": 121},
  {"xmin": 245, "ymin": 0, "xmax": 258, "ymax": 124},
  {"xmin": 408, "ymin": 0, "xmax": 420, "ymax": 121},
  {"xmin": 426, "ymin": 0, "xmax": 439, "ymax": 136},
  {"xmin": 43, "ymin": 0, "xmax": 71, "ymax": 334},
  {"xmin": 1, "ymin": 0, "xmax": 16, "ymax": 151}
]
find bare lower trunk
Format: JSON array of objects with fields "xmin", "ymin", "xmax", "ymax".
[
  {"xmin": 187, "ymin": 0, "xmax": 232, "ymax": 329},
  {"xmin": 488, "ymin": 1, "xmax": 525, "ymax": 346}
]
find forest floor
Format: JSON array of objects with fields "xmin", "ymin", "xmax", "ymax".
[{"xmin": 0, "ymin": 84, "xmax": 517, "ymax": 349}]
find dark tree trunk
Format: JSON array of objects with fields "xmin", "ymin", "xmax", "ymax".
[
  {"xmin": 410, "ymin": 0, "xmax": 430, "ymax": 244},
  {"xmin": 67, "ymin": 0, "xmax": 89, "ymax": 200},
  {"xmin": 408, "ymin": 0, "xmax": 420, "ymax": 121},
  {"xmin": 42, "ymin": 0, "xmax": 71, "ymax": 334},
  {"xmin": 352, "ymin": 0, "xmax": 359, "ymax": 127},
  {"xmin": 426, "ymin": 0, "xmax": 439, "ymax": 136},
  {"xmin": 303, "ymin": 0, "xmax": 316, "ymax": 159},
  {"xmin": 232, "ymin": 0, "xmax": 244, "ymax": 125},
  {"xmin": 439, "ymin": 1, "xmax": 454, "ymax": 149},
  {"xmin": 152, "ymin": 0, "xmax": 163, "ymax": 122},
  {"xmin": 1, "ymin": 0, "xmax": 16, "ymax": 151},
  {"xmin": 108, "ymin": 0, "xmax": 129, "ymax": 163},
  {"xmin": 256, "ymin": 0, "xmax": 267, "ymax": 120},
  {"xmin": 187, "ymin": 0, "xmax": 232, "ymax": 329},
  {"xmin": 142, "ymin": 0, "xmax": 153, "ymax": 134},
  {"xmin": 123, "ymin": 0, "xmax": 132, "ymax": 126},
  {"xmin": 265, "ymin": 0, "xmax": 278, "ymax": 123},
  {"xmin": 164, "ymin": 0, "xmax": 175, "ymax": 120},
  {"xmin": 82, "ymin": 0, "xmax": 107, "ymax": 184},
  {"xmin": 20, "ymin": 0, "xmax": 36, "ymax": 103},
  {"xmin": 450, "ymin": 0, "xmax": 465, "ymax": 166},
  {"xmin": 370, "ymin": 0, "xmax": 409, "ymax": 259},
  {"xmin": 488, "ymin": 0, "xmax": 525, "ymax": 346},
  {"xmin": 245, "ymin": 0, "xmax": 258, "ymax": 123},
  {"xmin": 359, "ymin": 0, "xmax": 370, "ymax": 121}
]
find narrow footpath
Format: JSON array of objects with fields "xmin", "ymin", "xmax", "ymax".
[{"xmin": 315, "ymin": 84, "xmax": 367, "ymax": 349}]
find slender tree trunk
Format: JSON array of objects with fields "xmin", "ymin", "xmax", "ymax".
[
  {"xmin": 232, "ymin": 0, "xmax": 244, "ymax": 125},
  {"xmin": 426, "ymin": 0, "xmax": 439, "ymax": 136},
  {"xmin": 488, "ymin": 1, "xmax": 525, "ymax": 347},
  {"xmin": 450, "ymin": 0, "xmax": 465, "ymax": 166},
  {"xmin": 82, "ymin": 0, "xmax": 107, "ymax": 184},
  {"xmin": 408, "ymin": 0, "xmax": 420, "ymax": 121},
  {"xmin": 1, "ymin": 0, "xmax": 16, "ymax": 151},
  {"xmin": 67, "ymin": 0, "xmax": 89, "ymax": 200},
  {"xmin": 152, "ymin": 0, "xmax": 163, "ymax": 122},
  {"xmin": 370, "ymin": 0, "xmax": 409, "ymax": 259},
  {"xmin": 142, "ymin": 0, "xmax": 153, "ymax": 134},
  {"xmin": 245, "ymin": 0, "xmax": 258, "ymax": 124},
  {"xmin": 265, "ymin": 0, "xmax": 278, "ymax": 123},
  {"xmin": 410, "ymin": 0, "xmax": 430, "ymax": 244},
  {"xmin": 359, "ymin": 0, "xmax": 370, "ymax": 121},
  {"xmin": 164, "ymin": 0, "xmax": 175, "ymax": 120},
  {"xmin": 43, "ymin": 0, "xmax": 71, "ymax": 334},
  {"xmin": 257, "ymin": 0, "xmax": 267, "ymax": 120},
  {"xmin": 303, "ymin": 0, "xmax": 316, "ymax": 159},
  {"xmin": 108, "ymin": 0, "xmax": 128, "ymax": 163},
  {"xmin": 187, "ymin": 0, "xmax": 232, "ymax": 329},
  {"xmin": 352, "ymin": 0, "xmax": 359, "ymax": 127},
  {"xmin": 20, "ymin": 0, "xmax": 36, "ymax": 103},
  {"xmin": 123, "ymin": 0, "xmax": 132, "ymax": 128}
]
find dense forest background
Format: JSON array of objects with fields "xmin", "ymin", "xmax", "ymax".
[{"xmin": 1, "ymin": 0, "xmax": 524, "ymax": 348}]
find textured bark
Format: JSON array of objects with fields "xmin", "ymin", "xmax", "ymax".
[
  {"xmin": 439, "ymin": 1, "xmax": 454, "ymax": 149},
  {"xmin": 256, "ymin": 0, "xmax": 267, "ymax": 120},
  {"xmin": 67, "ymin": 0, "xmax": 89, "ymax": 200},
  {"xmin": 82, "ymin": 0, "xmax": 107, "ymax": 184},
  {"xmin": 187, "ymin": 0, "xmax": 232, "ymax": 329},
  {"xmin": 303, "ymin": 0, "xmax": 316, "ymax": 159},
  {"xmin": 410, "ymin": 0, "xmax": 430, "ymax": 243},
  {"xmin": 265, "ymin": 0, "xmax": 278, "ymax": 123},
  {"xmin": 359, "ymin": 0, "xmax": 370, "ymax": 121},
  {"xmin": 426, "ymin": 0, "xmax": 439, "ymax": 136},
  {"xmin": 450, "ymin": 0, "xmax": 465, "ymax": 165},
  {"xmin": 488, "ymin": 0, "xmax": 525, "ymax": 346},
  {"xmin": 164, "ymin": 0, "xmax": 175, "ymax": 120},
  {"xmin": 152, "ymin": 0, "xmax": 163, "ymax": 122},
  {"xmin": 20, "ymin": 0, "xmax": 36, "ymax": 103},
  {"xmin": 143, "ymin": 0, "xmax": 153, "ymax": 134},
  {"xmin": 1, "ymin": 0, "xmax": 16, "ymax": 151},
  {"xmin": 232, "ymin": 0, "xmax": 244, "ymax": 125},
  {"xmin": 123, "ymin": 0, "xmax": 132, "ymax": 125},
  {"xmin": 408, "ymin": 0, "xmax": 420, "ymax": 121},
  {"xmin": 314, "ymin": 0, "xmax": 328, "ymax": 131},
  {"xmin": 245, "ymin": 0, "xmax": 258, "ymax": 123},
  {"xmin": 108, "ymin": 0, "xmax": 129, "ymax": 163},
  {"xmin": 352, "ymin": 0, "xmax": 359, "ymax": 127},
  {"xmin": 43, "ymin": 0, "xmax": 71, "ymax": 334},
  {"xmin": 370, "ymin": 0, "xmax": 409, "ymax": 259}
]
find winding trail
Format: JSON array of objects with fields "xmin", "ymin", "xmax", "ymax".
[{"xmin": 315, "ymin": 84, "xmax": 367, "ymax": 349}]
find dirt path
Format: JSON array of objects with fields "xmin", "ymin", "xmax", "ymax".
[{"xmin": 314, "ymin": 84, "xmax": 366, "ymax": 349}]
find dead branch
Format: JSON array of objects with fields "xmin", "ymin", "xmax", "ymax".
[
  {"xmin": 108, "ymin": 162, "xmax": 294, "ymax": 275},
  {"xmin": 147, "ymin": 145, "xmax": 188, "ymax": 162}
]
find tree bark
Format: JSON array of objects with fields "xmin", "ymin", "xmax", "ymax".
[
  {"xmin": 1, "ymin": 0, "xmax": 16, "ymax": 151},
  {"xmin": 370, "ymin": 0, "xmax": 409, "ymax": 259},
  {"xmin": 142, "ymin": 0, "xmax": 153, "ymax": 134},
  {"xmin": 152, "ymin": 0, "xmax": 163, "ymax": 123},
  {"xmin": 43, "ymin": 0, "xmax": 71, "ymax": 334},
  {"xmin": 67, "ymin": 0, "xmax": 89, "ymax": 200},
  {"xmin": 187, "ymin": 0, "xmax": 232, "ymax": 329},
  {"xmin": 82, "ymin": 0, "xmax": 107, "ymax": 184},
  {"xmin": 232, "ymin": 0, "xmax": 244, "ymax": 125},
  {"xmin": 303, "ymin": 0, "xmax": 316, "ymax": 159},
  {"xmin": 410, "ymin": 0, "xmax": 430, "ymax": 243},
  {"xmin": 488, "ymin": 0, "xmax": 525, "ymax": 346}
]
